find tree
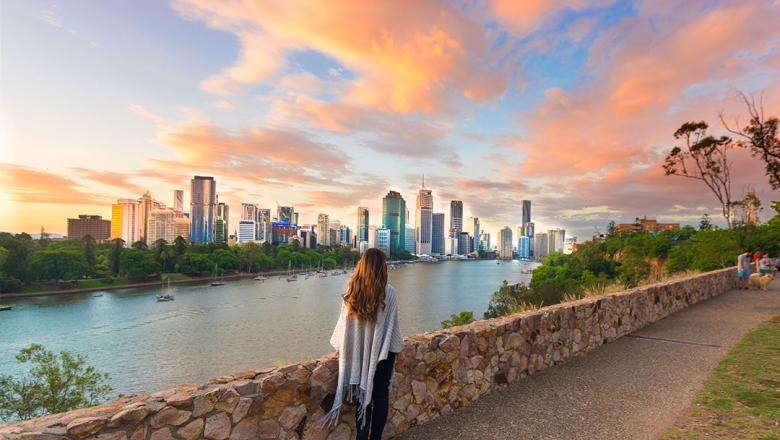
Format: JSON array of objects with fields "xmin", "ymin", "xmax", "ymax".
[
  {"xmin": 173, "ymin": 236, "xmax": 187, "ymax": 257},
  {"xmin": 731, "ymin": 190, "xmax": 762, "ymax": 225},
  {"xmin": 720, "ymin": 91, "xmax": 780, "ymax": 189},
  {"xmin": 0, "ymin": 344, "xmax": 113, "ymax": 421},
  {"xmin": 606, "ymin": 220, "xmax": 617, "ymax": 237},
  {"xmin": 664, "ymin": 121, "xmax": 735, "ymax": 228},
  {"xmin": 441, "ymin": 311, "xmax": 475, "ymax": 329},
  {"xmin": 109, "ymin": 238, "xmax": 124, "ymax": 276},
  {"xmin": 699, "ymin": 214, "xmax": 714, "ymax": 231},
  {"xmin": 484, "ymin": 281, "xmax": 533, "ymax": 319},
  {"xmin": 119, "ymin": 248, "xmax": 160, "ymax": 279},
  {"xmin": 131, "ymin": 240, "xmax": 148, "ymax": 250},
  {"xmin": 152, "ymin": 239, "xmax": 169, "ymax": 272},
  {"xmin": 176, "ymin": 252, "xmax": 212, "ymax": 274},
  {"xmin": 27, "ymin": 249, "xmax": 88, "ymax": 282},
  {"xmin": 82, "ymin": 235, "xmax": 96, "ymax": 270}
]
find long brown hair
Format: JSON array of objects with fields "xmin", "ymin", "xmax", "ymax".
[{"xmin": 343, "ymin": 248, "xmax": 387, "ymax": 322}]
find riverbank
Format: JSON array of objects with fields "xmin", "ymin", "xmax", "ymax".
[
  {"xmin": 0, "ymin": 271, "xmax": 289, "ymax": 298},
  {"xmin": 0, "ymin": 257, "xmax": 488, "ymax": 298}
]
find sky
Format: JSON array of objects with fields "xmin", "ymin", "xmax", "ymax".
[{"xmin": 1, "ymin": 0, "xmax": 780, "ymax": 240}]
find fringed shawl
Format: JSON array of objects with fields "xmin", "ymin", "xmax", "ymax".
[{"xmin": 319, "ymin": 284, "xmax": 404, "ymax": 428}]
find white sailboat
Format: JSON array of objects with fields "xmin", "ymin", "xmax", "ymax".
[
  {"xmin": 286, "ymin": 261, "xmax": 298, "ymax": 282},
  {"xmin": 157, "ymin": 278, "xmax": 175, "ymax": 301},
  {"xmin": 211, "ymin": 263, "xmax": 225, "ymax": 286}
]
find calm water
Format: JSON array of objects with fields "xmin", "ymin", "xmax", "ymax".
[{"xmin": 0, "ymin": 260, "xmax": 535, "ymax": 395}]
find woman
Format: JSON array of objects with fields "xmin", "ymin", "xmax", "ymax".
[{"xmin": 320, "ymin": 248, "xmax": 404, "ymax": 440}]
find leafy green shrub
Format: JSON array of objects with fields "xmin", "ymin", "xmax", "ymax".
[
  {"xmin": 0, "ymin": 344, "xmax": 113, "ymax": 421},
  {"xmin": 441, "ymin": 311, "xmax": 475, "ymax": 329}
]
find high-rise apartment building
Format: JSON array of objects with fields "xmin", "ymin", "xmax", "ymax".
[
  {"xmin": 498, "ymin": 226, "xmax": 513, "ymax": 260},
  {"xmin": 174, "ymin": 217, "xmax": 190, "ymax": 241},
  {"xmin": 533, "ymin": 232, "xmax": 548, "ymax": 259},
  {"xmin": 190, "ymin": 176, "xmax": 216, "ymax": 244},
  {"xmin": 357, "ymin": 207, "xmax": 369, "ymax": 243},
  {"xmin": 148, "ymin": 209, "xmax": 176, "ymax": 243},
  {"xmin": 521, "ymin": 221, "xmax": 535, "ymax": 257},
  {"xmin": 317, "ymin": 213, "xmax": 330, "ymax": 246},
  {"xmin": 112, "ymin": 199, "xmax": 142, "ymax": 246},
  {"xmin": 339, "ymin": 226, "xmax": 351, "ymax": 246},
  {"xmin": 431, "ymin": 213, "xmax": 445, "ymax": 255},
  {"xmin": 415, "ymin": 186, "xmax": 433, "ymax": 255},
  {"xmin": 67, "ymin": 215, "xmax": 111, "ymax": 241},
  {"xmin": 241, "ymin": 203, "xmax": 258, "ymax": 221},
  {"xmin": 450, "ymin": 200, "xmax": 463, "ymax": 254},
  {"xmin": 382, "ymin": 191, "xmax": 406, "ymax": 254}
]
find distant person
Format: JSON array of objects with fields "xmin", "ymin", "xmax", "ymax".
[
  {"xmin": 759, "ymin": 253, "xmax": 774, "ymax": 278},
  {"xmin": 738, "ymin": 251, "xmax": 752, "ymax": 290},
  {"xmin": 321, "ymin": 248, "xmax": 403, "ymax": 440},
  {"xmin": 753, "ymin": 250, "xmax": 763, "ymax": 272}
]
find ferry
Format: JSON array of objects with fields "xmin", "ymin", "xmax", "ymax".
[{"xmin": 0, "ymin": 305, "xmax": 13, "ymax": 311}]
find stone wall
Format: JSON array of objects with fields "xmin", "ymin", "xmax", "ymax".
[{"xmin": 0, "ymin": 268, "xmax": 736, "ymax": 440}]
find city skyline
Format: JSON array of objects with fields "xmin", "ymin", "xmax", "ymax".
[{"xmin": 2, "ymin": 1, "xmax": 780, "ymax": 239}]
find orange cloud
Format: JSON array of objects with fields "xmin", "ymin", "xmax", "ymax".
[
  {"xmin": 0, "ymin": 163, "xmax": 108, "ymax": 205},
  {"xmin": 173, "ymin": 0, "xmax": 506, "ymax": 114}
]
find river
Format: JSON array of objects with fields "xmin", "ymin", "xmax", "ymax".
[{"xmin": 0, "ymin": 259, "xmax": 536, "ymax": 395}]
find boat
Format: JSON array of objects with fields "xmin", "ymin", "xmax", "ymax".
[
  {"xmin": 211, "ymin": 263, "xmax": 225, "ymax": 286},
  {"xmin": 157, "ymin": 278, "xmax": 175, "ymax": 301},
  {"xmin": 254, "ymin": 275, "xmax": 269, "ymax": 281},
  {"xmin": 286, "ymin": 261, "xmax": 298, "ymax": 282},
  {"xmin": 93, "ymin": 293, "xmax": 104, "ymax": 297},
  {"xmin": 0, "ymin": 305, "xmax": 13, "ymax": 311}
]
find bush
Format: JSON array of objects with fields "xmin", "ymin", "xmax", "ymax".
[
  {"xmin": 0, "ymin": 277, "xmax": 24, "ymax": 293},
  {"xmin": 0, "ymin": 344, "xmax": 113, "ymax": 421},
  {"xmin": 441, "ymin": 311, "xmax": 475, "ymax": 329}
]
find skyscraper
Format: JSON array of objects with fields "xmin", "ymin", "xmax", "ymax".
[
  {"xmin": 237, "ymin": 220, "xmax": 256, "ymax": 243},
  {"xmin": 382, "ymin": 191, "xmax": 406, "ymax": 254},
  {"xmin": 547, "ymin": 228, "xmax": 566, "ymax": 254},
  {"xmin": 258, "ymin": 209, "xmax": 271, "ymax": 242},
  {"xmin": 113, "ymin": 199, "xmax": 141, "ymax": 246},
  {"xmin": 534, "ymin": 232, "xmax": 548, "ymax": 259},
  {"xmin": 190, "ymin": 176, "xmax": 216, "ymax": 244},
  {"xmin": 431, "ymin": 213, "xmax": 445, "ymax": 255},
  {"xmin": 467, "ymin": 217, "xmax": 480, "ymax": 252},
  {"xmin": 404, "ymin": 225, "xmax": 416, "ymax": 254},
  {"xmin": 216, "ymin": 201, "xmax": 229, "ymax": 244},
  {"xmin": 139, "ymin": 191, "xmax": 154, "ymax": 244},
  {"xmin": 415, "ymin": 185, "xmax": 433, "ymax": 255},
  {"xmin": 499, "ymin": 226, "xmax": 513, "ymax": 260},
  {"xmin": 173, "ymin": 190, "xmax": 184, "ymax": 215},
  {"xmin": 519, "ymin": 235, "xmax": 531, "ymax": 259},
  {"xmin": 522, "ymin": 221, "xmax": 535, "ymax": 257},
  {"xmin": 148, "ymin": 209, "xmax": 176, "ymax": 243},
  {"xmin": 450, "ymin": 200, "xmax": 463, "ymax": 254},
  {"xmin": 317, "ymin": 213, "xmax": 330, "ymax": 246},
  {"xmin": 522, "ymin": 200, "xmax": 531, "ymax": 226},
  {"xmin": 357, "ymin": 207, "xmax": 369, "ymax": 242}
]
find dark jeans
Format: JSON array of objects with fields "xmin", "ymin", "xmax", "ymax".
[{"xmin": 356, "ymin": 352, "xmax": 396, "ymax": 440}]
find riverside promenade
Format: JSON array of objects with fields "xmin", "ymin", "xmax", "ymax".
[{"xmin": 400, "ymin": 281, "xmax": 780, "ymax": 440}]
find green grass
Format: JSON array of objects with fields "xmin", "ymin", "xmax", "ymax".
[
  {"xmin": 75, "ymin": 278, "xmax": 128, "ymax": 289},
  {"xmin": 662, "ymin": 315, "xmax": 780, "ymax": 440},
  {"xmin": 19, "ymin": 285, "xmax": 44, "ymax": 293}
]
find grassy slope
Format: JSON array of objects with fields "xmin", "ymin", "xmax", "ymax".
[{"xmin": 663, "ymin": 315, "xmax": 780, "ymax": 440}]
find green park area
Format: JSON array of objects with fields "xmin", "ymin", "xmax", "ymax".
[{"xmin": 663, "ymin": 315, "xmax": 780, "ymax": 440}]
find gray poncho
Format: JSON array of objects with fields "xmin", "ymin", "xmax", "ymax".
[{"xmin": 320, "ymin": 284, "xmax": 404, "ymax": 428}]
